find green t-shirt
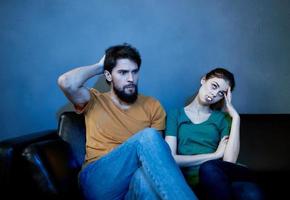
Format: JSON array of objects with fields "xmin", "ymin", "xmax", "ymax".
[{"xmin": 165, "ymin": 108, "xmax": 231, "ymax": 187}]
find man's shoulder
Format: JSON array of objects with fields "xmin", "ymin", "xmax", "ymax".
[
  {"xmin": 89, "ymin": 88, "xmax": 110, "ymax": 99},
  {"xmin": 137, "ymin": 94, "xmax": 161, "ymax": 106},
  {"xmin": 136, "ymin": 94, "xmax": 165, "ymax": 114},
  {"xmin": 89, "ymin": 88, "xmax": 102, "ymax": 95}
]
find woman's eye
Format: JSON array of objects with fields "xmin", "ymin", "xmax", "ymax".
[
  {"xmin": 218, "ymin": 91, "xmax": 224, "ymax": 97},
  {"xmin": 212, "ymin": 84, "xmax": 217, "ymax": 89}
]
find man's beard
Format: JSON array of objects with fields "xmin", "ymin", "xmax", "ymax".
[{"xmin": 113, "ymin": 83, "xmax": 138, "ymax": 104}]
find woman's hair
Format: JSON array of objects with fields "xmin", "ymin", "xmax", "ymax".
[
  {"xmin": 185, "ymin": 68, "xmax": 235, "ymax": 111},
  {"xmin": 206, "ymin": 68, "xmax": 235, "ymax": 110}
]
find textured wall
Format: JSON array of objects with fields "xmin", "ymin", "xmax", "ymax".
[{"xmin": 0, "ymin": 0, "xmax": 289, "ymax": 140}]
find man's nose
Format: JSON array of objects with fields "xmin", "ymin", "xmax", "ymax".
[{"xmin": 127, "ymin": 73, "xmax": 134, "ymax": 82}]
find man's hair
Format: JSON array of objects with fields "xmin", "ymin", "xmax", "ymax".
[{"xmin": 104, "ymin": 43, "xmax": 142, "ymax": 73}]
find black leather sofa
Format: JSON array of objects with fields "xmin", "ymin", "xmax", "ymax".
[{"xmin": 1, "ymin": 112, "xmax": 290, "ymax": 200}]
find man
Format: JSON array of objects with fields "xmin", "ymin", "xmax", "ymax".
[{"xmin": 58, "ymin": 43, "xmax": 197, "ymax": 200}]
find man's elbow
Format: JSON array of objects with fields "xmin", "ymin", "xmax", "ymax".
[{"xmin": 58, "ymin": 75, "xmax": 74, "ymax": 91}]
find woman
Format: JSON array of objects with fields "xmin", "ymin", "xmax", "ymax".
[{"xmin": 165, "ymin": 68, "xmax": 264, "ymax": 200}]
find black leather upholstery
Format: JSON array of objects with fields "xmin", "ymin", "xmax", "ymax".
[
  {"xmin": 57, "ymin": 112, "xmax": 86, "ymax": 168},
  {"xmin": 238, "ymin": 114, "xmax": 290, "ymax": 171},
  {"xmin": 0, "ymin": 130, "xmax": 59, "ymax": 199},
  {"xmin": 1, "ymin": 112, "xmax": 290, "ymax": 199},
  {"xmin": 22, "ymin": 138, "xmax": 81, "ymax": 199},
  {"xmin": 21, "ymin": 112, "xmax": 85, "ymax": 199}
]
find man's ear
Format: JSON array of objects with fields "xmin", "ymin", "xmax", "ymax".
[{"xmin": 104, "ymin": 70, "xmax": 112, "ymax": 82}]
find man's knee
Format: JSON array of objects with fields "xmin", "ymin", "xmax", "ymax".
[{"xmin": 140, "ymin": 128, "xmax": 162, "ymax": 142}]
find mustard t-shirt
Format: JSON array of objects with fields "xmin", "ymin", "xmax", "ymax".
[{"xmin": 77, "ymin": 88, "xmax": 166, "ymax": 164}]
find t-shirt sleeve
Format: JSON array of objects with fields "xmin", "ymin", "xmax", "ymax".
[
  {"xmin": 150, "ymin": 100, "xmax": 166, "ymax": 131},
  {"xmin": 220, "ymin": 113, "xmax": 231, "ymax": 138},
  {"xmin": 74, "ymin": 88, "xmax": 97, "ymax": 115},
  {"xmin": 165, "ymin": 109, "xmax": 179, "ymax": 137}
]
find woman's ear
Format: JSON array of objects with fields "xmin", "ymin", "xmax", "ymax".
[
  {"xmin": 104, "ymin": 70, "xmax": 112, "ymax": 82},
  {"xmin": 201, "ymin": 77, "xmax": 206, "ymax": 85}
]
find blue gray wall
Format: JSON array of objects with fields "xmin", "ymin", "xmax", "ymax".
[{"xmin": 1, "ymin": 0, "xmax": 290, "ymax": 140}]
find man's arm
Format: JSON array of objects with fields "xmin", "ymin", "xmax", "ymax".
[{"xmin": 57, "ymin": 55, "xmax": 105, "ymax": 107}]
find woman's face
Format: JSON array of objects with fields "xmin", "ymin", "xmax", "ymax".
[{"xmin": 198, "ymin": 77, "xmax": 230, "ymax": 105}]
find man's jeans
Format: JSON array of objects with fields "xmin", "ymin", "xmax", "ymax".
[
  {"xmin": 79, "ymin": 128, "xmax": 198, "ymax": 200},
  {"xmin": 198, "ymin": 159, "xmax": 264, "ymax": 200}
]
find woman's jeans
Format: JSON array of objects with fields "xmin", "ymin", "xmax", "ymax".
[
  {"xmin": 79, "ymin": 128, "xmax": 198, "ymax": 200},
  {"xmin": 198, "ymin": 159, "xmax": 264, "ymax": 200}
]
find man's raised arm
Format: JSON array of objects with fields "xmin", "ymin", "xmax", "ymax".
[{"xmin": 57, "ymin": 55, "xmax": 105, "ymax": 107}]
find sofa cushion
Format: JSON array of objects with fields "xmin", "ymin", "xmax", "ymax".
[
  {"xmin": 22, "ymin": 138, "xmax": 81, "ymax": 199},
  {"xmin": 0, "ymin": 130, "xmax": 58, "ymax": 198}
]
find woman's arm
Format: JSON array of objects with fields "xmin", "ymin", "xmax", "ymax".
[
  {"xmin": 165, "ymin": 136, "xmax": 228, "ymax": 167},
  {"xmin": 223, "ymin": 88, "xmax": 240, "ymax": 163}
]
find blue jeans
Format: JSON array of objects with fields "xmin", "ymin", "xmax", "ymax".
[
  {"xmin": 79, "ymin": 128, "xmax": 198, "ymax": 200},
  {"xmin": 198, "ymin": 159, "xmax": 264, "ymax": 200}
]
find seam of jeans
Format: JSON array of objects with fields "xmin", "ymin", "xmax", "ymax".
[{"xmin": 138, "ymin": 133, "xmax": 167, "ymax": 200}]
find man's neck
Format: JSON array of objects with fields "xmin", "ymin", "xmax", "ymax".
[{"xmin": 109, "ymin": 90, "xmax": 131, "ymax": 110}]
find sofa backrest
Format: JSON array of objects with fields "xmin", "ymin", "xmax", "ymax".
[
  {"xmin": 238, "ymin": 114, "xmax": 290, "ymax": 172},
  {"xmin": 57, "ymin": 112, "xmax": 86, "ymax": 168},
  {"xmin": 57, "ymin": 112, "xmax": 290, "ymax": 173}
]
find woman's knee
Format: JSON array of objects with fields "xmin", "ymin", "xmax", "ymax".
[
  {"xmin": 200, "ymin": 160, "xmax": 221, "ymax": 174},
  {"xmin": 199, "ymin": 159, "xmax": 226, "ymax": 183}
]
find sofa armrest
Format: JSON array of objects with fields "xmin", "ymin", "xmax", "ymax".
[
  {"xmin": 0, "ymin": 130, "xmax": 59, "ymax": 198},
  {"xmin": 254, "ymin": 170, "xmax": 290, "ymax": 199},
  {"xmin": 22, "ymin": 138, "xmax": 82, "ymax": 199}
]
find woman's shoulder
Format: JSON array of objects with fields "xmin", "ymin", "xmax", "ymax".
[
  {"xmin": 211, "ymin": 110, "xmax": 231, "ymax": 124},
  {"xmin": 212, "ymin": 110, "xmax": 229, "ymax": 120}
]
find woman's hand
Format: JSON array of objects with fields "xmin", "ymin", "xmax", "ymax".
[
  {"xmin": 224, "ymin": 87, "xmax": 239, "ymax": 119},
  {"xmin": 214, "ymin": 136, "xmax": 228, "ymax": 158}
]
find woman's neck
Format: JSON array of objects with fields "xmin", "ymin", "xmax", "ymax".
[{"xmin": 185, "ymin": 97, "xmax": 211, "ymax": 114}]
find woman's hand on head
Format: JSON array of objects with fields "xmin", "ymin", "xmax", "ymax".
[{"xmin": 224, "ymin": 87, "xmax": 239, "ymax": 119}]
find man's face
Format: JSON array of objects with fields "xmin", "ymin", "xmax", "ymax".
[{"xmin": 110, "ymin": 58, "xmax": 140, "ymax": 103}]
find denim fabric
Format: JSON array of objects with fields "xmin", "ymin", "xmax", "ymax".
[
  {"xmin": 124, "ymin": 167, "xmax": 159, "ymax": 200},
  {"xmin": 79, "ymin": 128, "xmax": 197, "ymax": 200},
  {"xmin": 198, "ymin": 159, "xmax": 264, "ymax": 200}
]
